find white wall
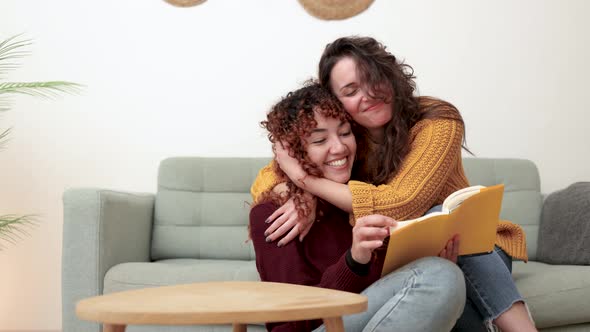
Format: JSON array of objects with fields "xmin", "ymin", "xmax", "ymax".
[{"xmin": 1, "ymin": 0, "xmax": 588, "ymax": 329}]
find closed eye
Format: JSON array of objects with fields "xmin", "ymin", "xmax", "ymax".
[
  {"xmin": 312, "ymin": 138, "xmax": 326, "ymax": 144},
  {"xmin": 343, "ymin": 89, "xmax": 357, "ymax": 97}
]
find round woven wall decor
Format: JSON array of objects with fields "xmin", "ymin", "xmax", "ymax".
[
  {"xmin": 164, "ymin": 0, "xmax": 206, "ymax": 7},
  {"xmin": 298, "ymin": 0, "xmax": 375, "ymax": 20}
]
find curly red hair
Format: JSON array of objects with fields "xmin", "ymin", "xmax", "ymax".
[{"xmin": 259, "ymin": 80, "xmax": 350, "ymax": 219}]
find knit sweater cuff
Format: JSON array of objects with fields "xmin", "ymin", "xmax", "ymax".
[
  {"xmin": 348, "ymin": 180, "xmax": 375, "ymax": 220},
  {"xmin": 496, "ymin": 220, "xmax": 528, "ymax": 262}
]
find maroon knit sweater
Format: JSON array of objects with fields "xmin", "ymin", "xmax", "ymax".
[{"xmin": 249, "ymin": 201, "xmax": 386, "ymax": 332}]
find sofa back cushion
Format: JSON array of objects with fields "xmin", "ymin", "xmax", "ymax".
[
  {"xmin": 462, "ymin": 158, "xmax": 543, "ymax": 260},
  {"xmin": 152, "ymin": 157, "xmax": 543, "ymax": 261},
  {"xmin": 152, "ymin": 157, "xmax": 270, "ymax": 260}
]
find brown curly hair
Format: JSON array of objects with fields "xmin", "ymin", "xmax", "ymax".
[
  {"xmin": 319, "ymin": 36, "xmax": 470, "ymax": 185},
  {"xmin": 259, "ymin": 80, "xmax": 351, "ymax": 219}
]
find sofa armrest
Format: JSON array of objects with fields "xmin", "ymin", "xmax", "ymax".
[{"xmin": 62, "ymin": 188, "xmax": 154, "ymax": 332}]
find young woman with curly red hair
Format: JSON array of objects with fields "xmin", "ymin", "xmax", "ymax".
[
  {"xmin": 251, "ymin": 37, "xmax": 537, "ymax": 332},
  {"xmin": 250, "ymin": 81, "xmax": 465, "ymax": 332}
]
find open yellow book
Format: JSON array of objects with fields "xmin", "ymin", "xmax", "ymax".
[{"xmin": 381, "ymin": 184, "xmax": 504, "ymax": 277}]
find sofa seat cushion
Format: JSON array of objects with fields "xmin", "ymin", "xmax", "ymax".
[
  {"xmin": 104, "ymin": 259, "xmax": 260, "ymax": 294},
  {"xmin": 513, "ymin": 261, "xmax": 590, "ymax": 328}
]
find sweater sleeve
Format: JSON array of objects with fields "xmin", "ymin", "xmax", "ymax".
[
  {"xmin": 250, "ymin": 161, "xmax": 282, "ymax": 203},
  {"xmin": 349, "ymin": 118, "xmax": 464, "ymax": 222},
  {"xmin": 249, "ymin": 202, "xmax": 373, "ymax": 332},
  {"xmin": 496, "ymin": 220, "xmax": 528, "ymax": 261}
]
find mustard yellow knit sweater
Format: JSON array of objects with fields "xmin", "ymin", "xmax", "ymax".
[{"xmin": 251, "ymin": 118, "xmax": 528, "ymax": 261}]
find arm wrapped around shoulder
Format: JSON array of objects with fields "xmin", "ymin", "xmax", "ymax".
[{"xmin": 250, "ymin": 160, "xmax": 282, "ymax": 204}]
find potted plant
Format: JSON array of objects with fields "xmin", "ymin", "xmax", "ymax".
[{"xmin": 0, "ymin": 34, "xmax": 81, "ymax": 250}]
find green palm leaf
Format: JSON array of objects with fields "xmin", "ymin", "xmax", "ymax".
[
  {"xmin": 0, "ymin": 127, "xmax": 11, "ymax": 149},
  {"xmin": 0, "ymin": 34, "xmax": 81, "ymax": 250},
  {"xmin": 0, "ymin": 95, "xmax": 10, "ymax": 112},
  {"xmin": 0, "ymin": 215, "xmax": 38, "ymax": 250},
  {"xmin": 0, "ymin": 81, "xmax": 82, "ymax": 98},
  {"xmin": 0, "ymin": 34, "xmax": 32, "ymax": 79}
]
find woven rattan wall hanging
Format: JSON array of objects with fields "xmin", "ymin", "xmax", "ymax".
[
  {"xmin": 163, "ymin": 0, "xmax": 374, "ymax": 20},
  {"xmin": 164, "ymin": 0, "xmax": 206, "ymax": 7},
  {"xmin": 298, "ymin": 0, "xmax": 375, "ymax": 20}
]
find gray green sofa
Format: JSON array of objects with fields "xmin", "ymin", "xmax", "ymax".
[{"xmin": 62, "ymin": 157, "xmax": 590, "ymax": 332}]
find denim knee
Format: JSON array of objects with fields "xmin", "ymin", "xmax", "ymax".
[
  {"xmin": 429, "ymin": 257, "xmax": 465, "ymax": 303},
  {"xmin": 354, "ymin": 257, "xmax": 466, "ymax": 332},
  {"xmin": 412, "ymin": 257, "xmax": 466, "ymax": 320}
]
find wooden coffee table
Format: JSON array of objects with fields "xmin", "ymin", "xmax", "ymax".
[{"xmin": 76, "ymin": 281, "xmax": 368, "ymax": 332}]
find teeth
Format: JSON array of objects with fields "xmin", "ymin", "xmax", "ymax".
[{"xmin": 327, "ymin": 158, "xmax": 346, "ymax": 167}]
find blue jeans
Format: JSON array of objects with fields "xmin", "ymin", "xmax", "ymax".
[
  {"xmin": 453, "ymin": 246, "xmax": 524, "ymax": 331},
  {"xmin": 425, "ymin": 205, "xmax": 525, "ymax": 332},
  {"xmin": 313, "ymin": 257, "xmax": 466, "ymax": 332}
]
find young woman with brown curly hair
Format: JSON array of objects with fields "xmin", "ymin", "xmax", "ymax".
[
  {"xmin": 251, "ymin": 37, "xmax": 536, "ymax": 331},
  {"xmin": 250, "ymin": 81, "xmax": 466, "ymax": 332}
]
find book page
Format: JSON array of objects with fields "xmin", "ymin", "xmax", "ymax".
[
  {"xmin": 390, "ymin": 211, "xmax": 445, "ymax": 232},
  {"xmin": 442, "ymin": 185, "xmax": 484, "ymax": 212},
  {"xmin": 391, "ymin": 185, "xmax": 486, "ymax": 233}
]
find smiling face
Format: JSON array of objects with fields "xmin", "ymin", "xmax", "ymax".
[
  {"xmin": 305, "ymin": 112, "xmax": 356, "ymax": 184},
  {"xmin": 329, "ymin": 57, "xmax": 393, "ymax": 141}
]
